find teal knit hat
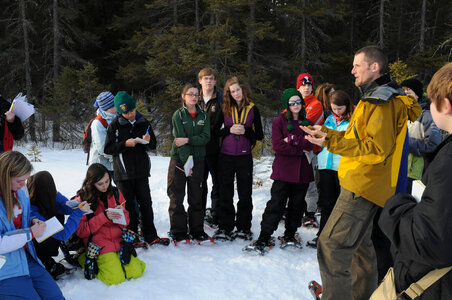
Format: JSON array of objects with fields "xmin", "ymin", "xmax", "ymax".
[
  {"xmin": 114, "ymin": 91, "xmax": 136, "ymax": 114},
  {"xmin": 281, "ymin": 88, "xmax": 308, "ymax": 131}
]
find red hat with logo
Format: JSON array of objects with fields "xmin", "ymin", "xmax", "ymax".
[{"xmin": 296, "ymin": 73, "xmax": 314, "ymax": 89}]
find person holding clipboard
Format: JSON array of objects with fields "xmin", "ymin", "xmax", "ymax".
[
  {"xmin": 28, "ymin": 171, "xmax": 90, "ymax": 279},
  {"xmin": 0, "ymin": 151, "xmax": 65, "ymax": 299},
  {"xmin": 104, "ymin": 91, "xmax": 167, "ymax": 246},
  {"xmin": 0, "ymin": 93, "xmax": 24, "ymax": 153},
  {"xmin": 167, "ymin": 83, "xmax": 210, "ymax": 244}
]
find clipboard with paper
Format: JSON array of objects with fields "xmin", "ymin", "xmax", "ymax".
[
  {"xmin": 9, "ymin": 93, "xmax": 35, "ymax": 122},
  {"xmin": 184, "ymin": 155, "xmax": 194, "ymax": 177}
]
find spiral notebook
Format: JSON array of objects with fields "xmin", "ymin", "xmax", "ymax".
[{"xmin": 36, "ymin": 217, "xmax": 64, "ymax": 243}]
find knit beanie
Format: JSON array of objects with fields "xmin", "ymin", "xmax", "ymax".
[
  {"xmin": 281, "ymin": 88, "xmax": 308, "ymax": 131},
  {"xmin": 94, "ymin": 91, "xmax": 115, "ymax": 111},
  {"xmin": 296, "ymin": 73, "xmax": 314, "ymax": 89},
  {"xmin": 114, "ymin": 91, "xmax": 136, "ymax": 114},
  {"xmin": 401, "ymin": 78, "xmax": 423, "ymax": 100}
]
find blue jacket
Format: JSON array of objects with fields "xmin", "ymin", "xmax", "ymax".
[
  {"xmin": 30, "ymin": 192, "xmax": 84, "ymax": 241},
  {"xmin": 317, "ymin": 114, "xmax": 349, "ymax": 171},
  {"xmin": 0, "ymin": 189, "xmax": 43, "ymax": 281}
]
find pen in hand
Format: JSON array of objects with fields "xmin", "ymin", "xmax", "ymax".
[{"xmin": 145, "ymin": 125, "xmax": 150, "ymax": 135}]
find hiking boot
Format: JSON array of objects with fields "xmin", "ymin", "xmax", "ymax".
[
  {"xmin": 306, "ymin": 236, "xmax": 318, "ymax": 248},
  {"xmin": 172, "ymin": 232, "xmax": 191, "ymax": 242},
  {"xmin": 49, "ymin": 263, "xmax": 67, "ymax": 280},
  {"xmin": 302, "ymin": 212, "xmax": 319, "ymax": 228},
  {"xmin": 213, "ymin": 229, "xmax": 234, "ymax": 241},
  {"xmin": 234, "ymin": 229, "xmax": 253, "ymax": 241}
]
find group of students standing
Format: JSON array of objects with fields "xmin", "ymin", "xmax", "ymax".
[{"xmin": 2, "ymin": 46, "xmax": 451, "ymax": 299}]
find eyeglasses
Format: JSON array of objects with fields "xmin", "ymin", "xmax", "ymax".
[
  {"xmin": 288, "ymin": 99, "xmax": 302, "ymax": 106},
  {"xmin": 185, "ymin": 93, "xmax": 199, "ymax": 98}
]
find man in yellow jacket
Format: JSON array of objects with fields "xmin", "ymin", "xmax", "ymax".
[{"xmin": 302, "ymin": 45, "xmax": 421, "ymax": 300}]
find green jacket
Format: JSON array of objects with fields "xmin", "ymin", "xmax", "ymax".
[{"xmin": 170, "ymin": 104, "xmax": 210, "ymax": 163}]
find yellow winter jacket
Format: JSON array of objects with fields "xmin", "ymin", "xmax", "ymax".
[{"xmin": 321, "ymin": 78, "xmax": 421, "ymax": 207}]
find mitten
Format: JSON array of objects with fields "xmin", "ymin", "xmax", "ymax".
[
  {"xmin": 84, "ymin": 241, "xmax": 101, "ymax": 280},
  {"xmin": 120, "ymin": 228, "xmax": 137, "ymax": 265}
]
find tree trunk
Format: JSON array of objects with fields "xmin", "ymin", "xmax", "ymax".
[
  {"xmin": 378, "ymin": 0, "xmax": 385, "ymax": 48},
  {"xmin": 350, "ymin": 0, "xmax": 354, "ymax": 52},
  {"xmin": 396, "ymin": 0, "xmax": 404, "ymax": 58},
  {"xmin": 300, "ymin": 0, "xmax": 306, "ymax": 71},
  {"xmin": 195, "ymin": 0, "xmax": 199, "ymax": 31},
  {"xmin": 52, "ymin": 0, "xmax": 61, "ymax": 142},
  {"xmin": 247, "ymin": 0, "xmax": 255, "ymax": 87},
  {"xmin": 419, "ymin": 0, "xmax": 426, "ymax": 52},
  {"xmin": 20, "ymin": 0, "xmax": 35, "ymax": 141},
  {"xmin": 173, "ymin": 0, "xmax": 178, "ymax": 26}
]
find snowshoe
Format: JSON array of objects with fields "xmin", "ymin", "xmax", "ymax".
[
  {"xmin": 50, "ymin": 263, "xmax": 76, "ymax": 280},
  {"xmin": 306, "ymin": 237, "xmax": 318, "ymax": 248},
  {"xmin": 233, "ymin": 229, "xmax": 253, "ymax": 241},
  {"xmin": 302, "ymin": 213, "xmax": 319, "ymax": 228},
  {"xmin": 278, "ymin": 234, "xmax": 303, "ymax": 249},
  {"xmin": 308, "ymin": 280, "xmax": 322, "ymax": 300},
  {"xmin": 191, "ymin": 231, "xmax": 215, "ymax": 245},
  {"xmin": 204, "ymin": 208, "xmax": 219, "ymax": 229},
  {"xmin": 168, "ymin": 232, "xmax": 194, "ymax": 246},
  {"xmin": 147, "ymin": 237, "xmax": 170, "ymax": 246},
  {"xmin": 213, "ymin": 229, "xmax": 235, "ymax": 241},
  {"xmin": 242, "ymin": 237, "xmax": 276, "ymax": 256}
]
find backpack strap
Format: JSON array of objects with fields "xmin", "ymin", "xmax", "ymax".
[
  {"xmin": 403, "ymin": 266, "xmax": 452, "ymax": 299},
  {"xmin": 95, "ymin": 114, "xmax": 108, "ymax": 128}
]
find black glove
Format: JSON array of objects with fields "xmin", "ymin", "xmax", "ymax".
[
  {"xmin": 84, "ymin": 258, "xmax": 98, "ymax": 280},
  {"xmin": 120, "ymin": 229, "xmax": 137, "ymax": 265},
  {"xmin": 84, "ymin": 241, "xmax": 101, "ymax": 280}
]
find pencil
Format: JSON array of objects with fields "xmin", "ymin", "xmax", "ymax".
[
  {"xmin": 120, "ymin": 201, "xmax": 126, "ymax": 207},
  {"xmin": 72, "ymin": 204, "xmax": 84, "ymax": 210},
  {"xmin": 9, "ymin": 103, "xmax": 14, "ymax": 112}
]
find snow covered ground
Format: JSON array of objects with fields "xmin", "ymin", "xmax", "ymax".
[{"xmin": 15, "ymin": 146, "xmax": 321, "ymax": 300}]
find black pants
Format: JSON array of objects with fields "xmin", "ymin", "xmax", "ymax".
[
  {"xmin": 317, "ymin": 169, "xmax": 341, "ymax": 237},
  {"xmin": 167, "ymin": 159, "xmax": 205, "ymax": 235},
  {"xmin": 33, "ymin": 237, "xmax": 60, "ymax": 273},
  {"xmin": 259, "ymin": 180, "xmax": 309, "ymax": 239},
  {"xmin": 201, "ymin": 154, "xmax": 220, "ymax": 214},
  {"xmin": 116, "ymin": 177, "xmax": 158, "ymax": 242},
  {"xmin": 217, "ymin": 154, "xmax": 253, "ymax": 232},
  {"xmin": 373, "ymin": 207, "xmax": 393, "ymax": 283}
]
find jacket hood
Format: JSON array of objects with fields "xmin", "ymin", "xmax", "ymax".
[
  {"xmin": 359, "ymin": 74, "xmax": 405, "ymax": 105},
  {"xmin": 118, "ymin": 111, "xmax": 145, "ymax": 125}
]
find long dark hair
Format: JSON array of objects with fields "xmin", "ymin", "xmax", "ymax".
[
  {"xmin": 28, "ymin": 171, "xmax": 58, "ymax": 219},
  {"xmin": 78, "ymin": 163, "xmax": 113, "ymax": 212}
]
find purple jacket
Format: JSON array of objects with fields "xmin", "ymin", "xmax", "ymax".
[
  {"xmin": 270, "ymin": 114, "xmax": 314, "ymax": 184},
  {"xmin": 220, "ymin": 105, "xmax": 263, "ymax": 156}
]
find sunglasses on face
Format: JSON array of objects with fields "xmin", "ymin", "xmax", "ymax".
[{"xmin": 288, "ymin": 99, "xmax": 302, "ymax": 106}]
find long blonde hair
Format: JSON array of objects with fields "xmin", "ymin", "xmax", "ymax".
[
  {"xmin": 222, "ymin": 76, "xmax": 253, "ymax": 117},
  {"xmin": 0, "ymin": 151, "xmax": 33, "ymax": 220}
]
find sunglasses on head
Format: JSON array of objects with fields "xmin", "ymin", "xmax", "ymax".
[{"xmin": 288, "ymin": 99, "xmax": 302, "ymax": 106}]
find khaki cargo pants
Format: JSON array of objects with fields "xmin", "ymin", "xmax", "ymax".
[{"xmin": 317, "ymin": 188, "xmax": 379, "ymax": 300}]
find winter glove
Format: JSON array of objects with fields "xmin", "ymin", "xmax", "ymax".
[
  {"xmin": 120, "ymin": 228, "xmax": 137, "ymax": 265},
  {"xmin": 84, "ymin": 241, "xmax": 101, "ymax": 280}
]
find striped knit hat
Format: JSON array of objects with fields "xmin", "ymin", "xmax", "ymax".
[{"xmin": 94, "ymin": 91, "xmax": 115, "ymax": 111}]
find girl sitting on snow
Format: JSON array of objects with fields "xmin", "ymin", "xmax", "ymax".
[
  {"xmin": 76, "ymin": 163, "xmax": 145, "ymax": 285},
  {"xmin": 28, "ymin": 170, "xmax": 90, "ymax": 279}
]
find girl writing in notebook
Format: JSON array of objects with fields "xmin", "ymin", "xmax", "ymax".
[
  {"xmin": 76, "ymin": 163, "xmax": 145, "ymax": 285},
  {"xmin": 0, "ymin": 151, "xmax": 64, "ymax": 299},
  {"xmin": 28, "ymin": 170, "xmax": 90, "ymax": 279}
]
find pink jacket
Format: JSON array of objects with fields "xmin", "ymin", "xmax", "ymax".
[{"xmin": 76, "ymin": 191, "xmax": 129, "ymax": 255}]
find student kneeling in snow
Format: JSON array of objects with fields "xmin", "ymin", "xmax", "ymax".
[
  {"xmin": 29, "ymin": 171, "xmax": 91, "ymax": 279},
  {"xmin": 76, "ymin": 163, "xmax": 145, "ymax": 285}
]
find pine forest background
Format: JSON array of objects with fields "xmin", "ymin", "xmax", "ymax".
[{"xmin": 1, "ymin": 0, "xmax": 451, "ymax": 155}]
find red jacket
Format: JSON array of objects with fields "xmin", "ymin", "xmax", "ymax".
[{"xmin": 76, "ymin": 191, "xmax": 129, "ymax": 255}]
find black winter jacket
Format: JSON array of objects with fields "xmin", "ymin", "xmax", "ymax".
[
  {"xmin": 198, "ymin": 90, "xmax": 223, "ymax": 155},
  {"xmin": 104, "ymin": 112, "xmax": 157, "ymax": 181},
  {"xmin": 0, "ymin": 95, "xmax": 24, "ymax": 152},
  {"xmin": 379, "ymin": 135, "xmax": 452, "ymax": 299}
]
